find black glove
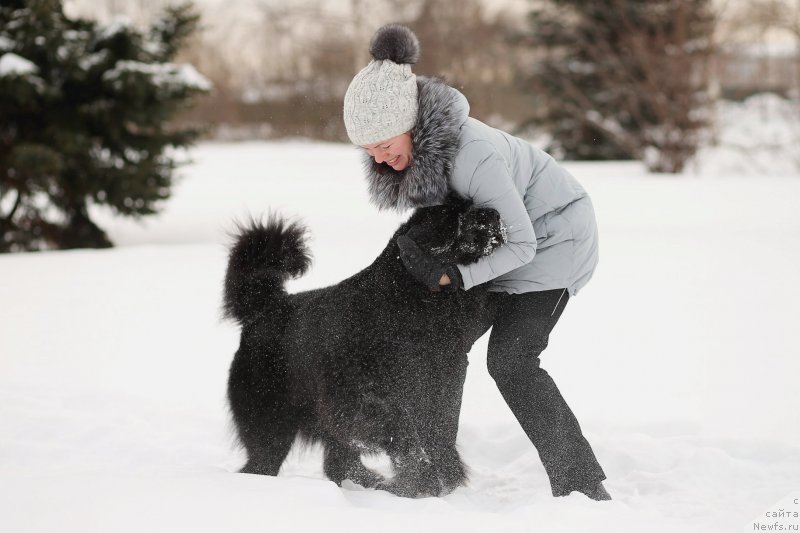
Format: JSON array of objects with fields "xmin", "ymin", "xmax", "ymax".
[{"xmin": 396, "ymin": 233, "xmax": 463, "ymax": 292}]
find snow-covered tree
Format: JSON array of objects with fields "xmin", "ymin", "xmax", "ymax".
[
  {"xmin": 0, "ymin": 0, "xmax": 211, "ymax": 252},
  {"xmin": 520, "ymin": 0, "xmax": 715, "ymax": 173}
]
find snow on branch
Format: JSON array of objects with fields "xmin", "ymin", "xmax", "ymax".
[
  {"xmin": 102, "ymin": 60, "xmax": 212, "ymax": 92},
  {"xmin": 0, "ymin": 53, "xmax": 38, "ymax": 77}
]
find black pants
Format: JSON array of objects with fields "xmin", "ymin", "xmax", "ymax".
[{"xmin": 486, "ymin": 288, "xmax": 606, "ymax": 495}]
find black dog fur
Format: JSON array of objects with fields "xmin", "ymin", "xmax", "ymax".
[{"xmin": 223, "ymin": 198, "xmax": 505, "ymax": 497}]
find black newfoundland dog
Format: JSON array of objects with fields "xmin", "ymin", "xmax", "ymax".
[{"xmin": 223, "ymin": 198, "xmax": 505, "ymax": 497}]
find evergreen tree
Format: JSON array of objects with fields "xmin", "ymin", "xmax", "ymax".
[
  {"xmin": 520, "ymin": 0, "xmax": 714, "ymax": 172},
  {"xmin": 0, "ymin": 0, "xmax": 210, "ymax": 252}
]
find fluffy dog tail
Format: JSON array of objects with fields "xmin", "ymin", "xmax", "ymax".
[{"xmin": 223, "ymin": 215, "xmax": 311, "ymax": 325}]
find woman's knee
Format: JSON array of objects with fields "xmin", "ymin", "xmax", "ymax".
[{"xmin": 486, "ymin": 339, "xmax": 545, "ymax": 382}]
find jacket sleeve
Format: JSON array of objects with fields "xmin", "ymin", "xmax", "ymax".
[{"xmin": 450, "ymin": 140, "xmax": 537, "ymax": 290}]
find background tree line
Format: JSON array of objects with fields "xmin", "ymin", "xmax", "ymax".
[
  {"xmin": 64, "ymin": 0, "xmax": 799, "ymax": 172},
  {"xmin": 3, "ymin": 0, "xmax": 798, "ymax": 251}
]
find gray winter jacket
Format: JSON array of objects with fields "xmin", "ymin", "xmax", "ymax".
[{"xmin": 361, "ymin": 76, "xmax": 599, "ymax": 296}]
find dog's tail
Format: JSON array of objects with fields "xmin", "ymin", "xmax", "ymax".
[{"xmin": 223, "ymin": 215, "xmax": 311, "ymax": 325}]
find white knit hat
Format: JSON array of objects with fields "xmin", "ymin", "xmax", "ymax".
[{"xmin": 343, "ymin": 24, "xmax": 420, "ymax": 146}]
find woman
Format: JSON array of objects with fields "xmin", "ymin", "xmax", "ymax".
[{"xmin": 343, "ymin": 24, "xmax": 610, "ymax": 500}]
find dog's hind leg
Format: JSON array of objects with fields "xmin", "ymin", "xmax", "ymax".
[
  {"xmin": 232, "ymin": 422, "xmax": 297, "ymax": 477},
  {"xmin": 227, "ymin": 345, "xmax": 298, "ymax": 476},
  {"xmin": 321, "ymin": 438, "xmax": 383, "ymax": 489}
]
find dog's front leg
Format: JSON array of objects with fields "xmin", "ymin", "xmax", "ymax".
[
  {"xmin": 374, "ymin": 406, "xmax": 448, "ymax": 498},
  {"xmin": 321, "ymin": 394, "xmax": 438, "ymax": 497},
  {"xmin": 416, "ymin": 352, "xmax": 470, "ymax": 495},
  {"xmin": 378, "ymin": 446, "xmax": 442, "ymax": 498},
  {"xmin": 322, "ymin": 438, "xmax": 384, "ymax": 489}
]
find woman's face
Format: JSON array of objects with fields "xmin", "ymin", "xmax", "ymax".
[{"xmin": 361, "ymin": 132, "xmax": 413, "ymax": 171}]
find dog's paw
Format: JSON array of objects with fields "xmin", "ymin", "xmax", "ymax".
[
  {"xmin": 239, "ymin": 460, "xmax": 279, "ymax": 476},
  {"xmin": 341, "ymin": 476, "xmax": 383, "ymax": 491},
  {"xmin": 375, "ymin": 468, "xmax": 446, "ymax": 498},
  {"xmin": 346, "ymin": 468, "xmax": 384, "ymax": 489},
  {"xmin": 376, "ymin": 478, "xmax": 421, "ymax": 498}
]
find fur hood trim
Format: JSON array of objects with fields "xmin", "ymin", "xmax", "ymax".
[{"xmin": 361, "ymin": 76, "xmax": 468, "ymax": 211}]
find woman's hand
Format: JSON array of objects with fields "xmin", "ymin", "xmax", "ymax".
[{"xmin": 396, "ymin": 231, "xmax": 461, "ymax": 292}]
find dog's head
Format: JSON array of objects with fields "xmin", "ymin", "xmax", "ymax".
[
  {"xmin": 402, "ymin": 195, "xmax": 507, "ymax": 265},
  {"xmin": 453, "ymin": 205, "xmax": 507, "ymax": 263}
]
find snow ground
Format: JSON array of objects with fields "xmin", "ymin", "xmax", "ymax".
[{"xmin": 1, "ymin": 141, "xmax": 799, "ymax": 532}]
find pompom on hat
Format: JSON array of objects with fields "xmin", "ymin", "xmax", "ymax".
[{"xmin": 343, "ymin": 24, "xmax": 420, "ymax": 146}]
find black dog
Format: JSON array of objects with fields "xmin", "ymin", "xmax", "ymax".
[{"xmin": 223, "ymin": 198, "xmax": 506, "ymax": 497}]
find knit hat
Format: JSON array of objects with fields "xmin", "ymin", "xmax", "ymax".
[{"xmin": 343, "ymin": 24, "xmax": 420, "ymax": 146}]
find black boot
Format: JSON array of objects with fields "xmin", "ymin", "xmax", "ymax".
[
  {"xmin": 553, "ymin": 480, "xmax": 612, "ymax": 500},
  {"xmin": 578, "ymin": 481, "xmax": 612, "ymax": 501}
]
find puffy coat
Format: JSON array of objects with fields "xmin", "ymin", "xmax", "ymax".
[{"xmin": 360, "ymin": 76, "xmax": 599, "ymax": 296}]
